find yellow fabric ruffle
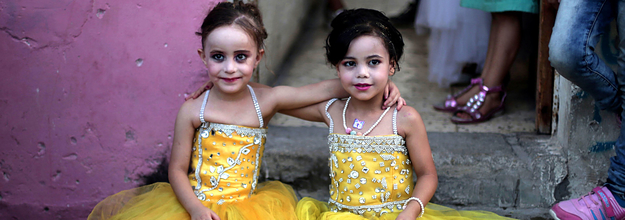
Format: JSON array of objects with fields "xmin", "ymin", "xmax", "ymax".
[
  {"xmin": 296, "ymin": 197, "xmax": 516, "ymax": 220},
  {"xmin": 88, "ymin": 181, "xmax": 298, "ymax": 220}
]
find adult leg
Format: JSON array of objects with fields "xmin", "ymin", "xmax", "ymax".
[
  {"xmin": 480, "ymin": 12, "xmax": 520, "ymax": 89},
  {"xmin": 606, "ymin": 0, "xmax": 625, "ymax": 202},
  {"xmin": 550, "ymin": 0, "xmax": 625, "ymax": 219},
  {"xmin": 549, "ymin": 0, "xmax": 620, "ymax": 112},
  {"xmin": 481, "ymin": 11, "xmax": 499, "ymax": 82},
  {"xmin": 453, "ymin": 12, "xmax": 521, "ymax": 120}
]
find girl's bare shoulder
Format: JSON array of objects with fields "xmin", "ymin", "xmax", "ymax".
[
  {"xmin": 178, "ymin": 91, "xmax": 206, "ymax": 125},
  {"xmin": 395, "ymin": 106, "xmax": 425, "ymax": 131},
  {"xmin": 247, "ymin": 82, "xmax": 274, "ymax": 99},
  {"xmin": 247, "ymin": 82, "xmax": 272, "ymax": 92},
  {"xmin": 397, "ymin": 106, "xmax": 421, "ymax": 121},
  {"xmin": 182, "ymin": 91, "xmax": 207, "ymax": 109}
]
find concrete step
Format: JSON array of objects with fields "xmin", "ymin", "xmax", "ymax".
[{"xmin": 260, "ymin": 126, "xmax": 564, "ymax": 219}]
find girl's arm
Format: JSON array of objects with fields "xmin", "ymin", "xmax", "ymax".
[
  {"xmin": 187, "ymin": 79, "xmax": 404, "ymax": 111},
  {"xmin": 396, "ymin": 107, "xmax": 438, "ymax": 220},
  {"xmin": 278, "ymin": 101, "xmax": 329, "ymax": 123},
  {"xmin": 169, "ymin": 100, "xmax": 221, "ymax": 220},
  {"xmin": 270, "ymin": 78, "xmax": 345, "ymax": 111},
  {"xmin": 275, "ymin": 80, "xmax": 405, "ymax": 125},
  {"xmin": 270, "ymin": 79, "xmax": 404, "ymax": 111}
]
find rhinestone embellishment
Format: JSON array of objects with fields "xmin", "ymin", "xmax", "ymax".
[
  {"xmin": 349, "ymin": 171, "xmax": 359, "ymax": 179},
  {"xmin": 360, "ymin": 178, "xmax": 367, "ymax": 184}
]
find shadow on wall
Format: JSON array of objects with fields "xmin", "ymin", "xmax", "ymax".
[{"xmin": 140, "ymin": 157, "xmax": 170, "ymax": 186}]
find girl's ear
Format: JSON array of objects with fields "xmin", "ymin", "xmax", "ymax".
[
  {"xmin": 389, "ymin": 61, "xmax": 396, "ymax": 76},
  {"xmin": 198, "ymin": 49, "xmax": 207, "ymax": 66},
  {"xmin": 255, "ymin": 49, "xmax": 265, "ymax": 68}
]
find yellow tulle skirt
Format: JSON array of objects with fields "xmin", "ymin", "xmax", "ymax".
[
  {"xmin": 88, "ymin": 181, "xmax": 298, "ymax": 220},
  {"xmin": 296, "ymin": 197, "xmax": 515, "ymax": 220}
]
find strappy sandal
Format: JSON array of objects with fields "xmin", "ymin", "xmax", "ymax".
[
  {"xmin": 433, "ymin": 78, "xmax": 483, "ymax": 112},
  {"xmin": 450, "ymin": 84, "xmax": 507, "ymax": 124}
]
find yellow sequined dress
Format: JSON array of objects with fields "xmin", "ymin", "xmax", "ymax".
[
  {"xmin": 296, "ymin": 98, "xmax": 513, "ymax": 220},
  {"xmin": 89, "ymin": 86, "xmax": 298, "ymax": 220}
]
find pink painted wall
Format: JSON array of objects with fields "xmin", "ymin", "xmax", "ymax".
[{"xmin": 0, "ymin": 0, "xmax": 222, "ymax": 218}]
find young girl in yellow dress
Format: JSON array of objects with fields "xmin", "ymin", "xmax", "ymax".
[
  {"xmin": 87, "ymin": 2, "xmax": 405, "ymax": 220},
  {"xmin": 284, "ymin": 8, "xmax": 514, "ymax": 220}
]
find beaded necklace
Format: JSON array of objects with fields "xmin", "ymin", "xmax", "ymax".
[{"xmin": 342, "ymin": 97, "xmax": 391, "ymax": 136}]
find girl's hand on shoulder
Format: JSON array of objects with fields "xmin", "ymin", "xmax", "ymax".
[
  {"xmin": 383, "ymin": 80, "xmax": 406, "ymax": 110},
  {"xmin": 185, "ymin": 81, "xmax": 214, "ymax": 101},
  {"xmin": 190, "ymin": 206, "xmax": 220, "ymax": 220}
]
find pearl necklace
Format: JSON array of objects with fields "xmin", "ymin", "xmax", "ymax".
[{"xmin": 342, "ymin": 97, "xmax": 391, "ymax": 136}]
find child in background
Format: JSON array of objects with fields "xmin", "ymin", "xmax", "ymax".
[
  {"xmin": 284, "ymin": 9, "xmax": 513, "ymax": 219},
  {"xmin": 88, "ymin": 2, "xmax": 402, "ymax": 220}
]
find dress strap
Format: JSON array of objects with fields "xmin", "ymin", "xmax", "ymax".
[
  {"xmin": 393, "ymin": 108, "xmax": 398, "ymax": 135},
  {"xmin": 199, "ymin": 90, "xmax": 210, "ymax": 125},
  {"xmin": 325, "ymin": 98, "xmax": 339, "ymax": 134},
  {"xmin": 247, "ymin": 85, "xmax": 264, "ymax": 128}
]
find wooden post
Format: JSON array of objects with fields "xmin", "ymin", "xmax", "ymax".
[{"xmin": 536, "ymin": 0, "xmax": 557, "ymax": 134}]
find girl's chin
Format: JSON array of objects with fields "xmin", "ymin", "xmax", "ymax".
[
  {"xmin": 348, "ymin": 90, "xmax": 384, "ymax": 101},
  {"xmin": 348, "ymin": 93, "xmax": 375, "ymax": 101}
]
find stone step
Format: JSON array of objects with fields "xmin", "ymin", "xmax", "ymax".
[{"xmin": 260, "ymin": 126, "xmax": 563, "ymax": 219}]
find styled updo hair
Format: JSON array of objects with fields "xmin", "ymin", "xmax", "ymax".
[
  {"xmin": 196, "ymin": 1, "xmax": 268, "ymax": 51},
  {"xmin": 326, "ymin": 9, "xmax": 404, "ymax": 71}
]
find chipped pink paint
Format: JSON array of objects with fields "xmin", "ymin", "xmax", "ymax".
[{"xmin": 0, "ymin": 0, "xmax": 222, "ymax": 218}]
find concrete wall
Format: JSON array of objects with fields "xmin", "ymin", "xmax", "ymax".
[
  {"xmin": 553, "ymin": 73, "xmax": 620, "ymax": 201},
  {"xmin": 0, "ymin": 0, "xmax": 312, "ymax": 219},
  {"xmin": 256, "ymin": 0, "xmax": 314, "ymax": 84}
]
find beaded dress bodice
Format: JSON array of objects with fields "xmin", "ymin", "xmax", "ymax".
[
  {"xmin": 325, "ymin": 99, "xmax": 414, "ymax": 217},
  {"xmin": 188, "ymin": 85, "xmax": 267, "ymax": 205}
]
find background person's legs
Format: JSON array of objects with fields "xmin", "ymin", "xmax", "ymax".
[
  {"xmin": 550, "ymin": 0, "xmax": 625, "ymax": 219},
  {"xmin": 606, "ymin": 0, "xmax": 625, "ymax": 204},
  {"xmin": 452, "ymin": 12, "xmax": 521, "ymax": 120},
  {"xmin": 549, "ymin": 0, "xmax": 620, "ymax": 112}
]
